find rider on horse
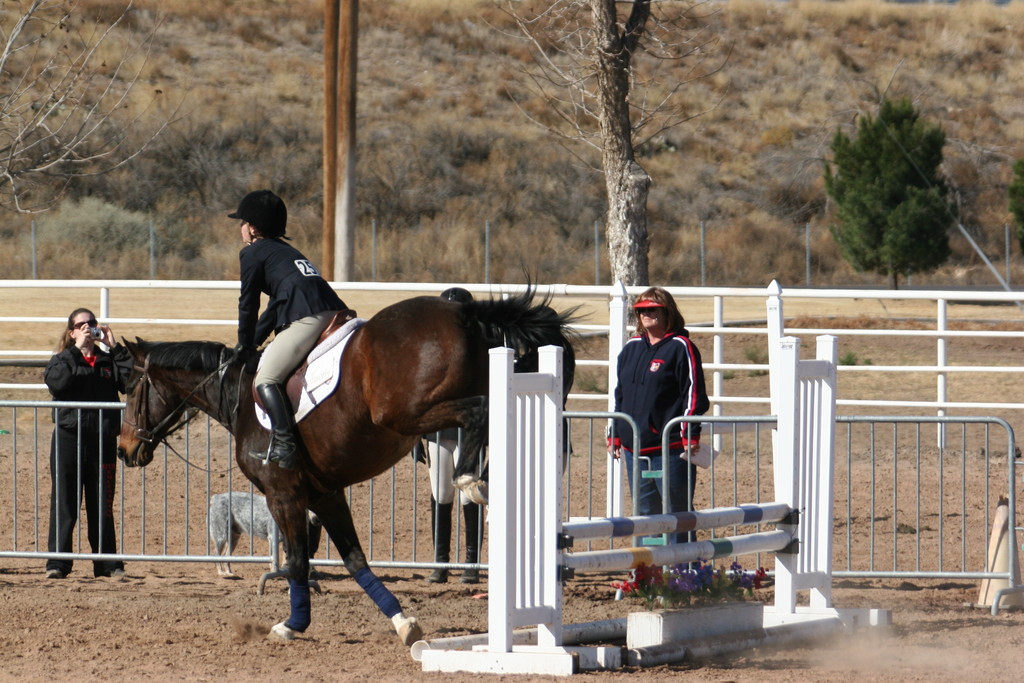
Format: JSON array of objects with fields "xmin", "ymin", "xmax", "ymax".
[{"xmin": 230, "ymin": 189, "xmax": 348, "ymax": 470}]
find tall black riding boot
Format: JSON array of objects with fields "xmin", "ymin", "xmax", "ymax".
[
  {"xmin": 460, "ymin": 503, "xmax": 482, "ymax": 584},
  {"xmin": 427, "ymin": 498, "xmax": 453, "ymax": 584},
  {"xmin": 254, "ymin": 383, "xmax": 299, "ymax": 470}
]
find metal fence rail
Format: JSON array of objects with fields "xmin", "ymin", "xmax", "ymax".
[
  {"xmin": 2, "ymin": 281, "xmax": 1023, "ymax": 430},
  {"xmin": 1, "ymin": 401, "xmax": 1016, "ymax": 591}
]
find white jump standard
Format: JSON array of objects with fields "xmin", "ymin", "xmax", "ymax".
[{"xmin": 418, "ymin": 334, "xmax": 889, "ymax": 675}]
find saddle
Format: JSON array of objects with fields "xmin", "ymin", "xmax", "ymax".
[{"xmin": 253, "ymin": 310, "xmax": 365, "ymax": 428}]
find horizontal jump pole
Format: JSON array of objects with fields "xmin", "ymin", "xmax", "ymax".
[
  {"xmin": 410, "ymin": 618, "xmax": 627, "ymax": 662},
  {"xmin": 561, "ymin": 530, "xmax": 794, "ymax": 573},
  {"xmin": 563, "ymin": 503, "xmax": 792, "ymax": 542}
]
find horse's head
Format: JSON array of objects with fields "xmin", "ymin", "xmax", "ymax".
[
  {"xmin": 117, "ymin": 338, "xmax": 232, "ymax": 467},
  {"xmin": 117, "ymin": 339, "xmax": 175, "ymax": 466}
]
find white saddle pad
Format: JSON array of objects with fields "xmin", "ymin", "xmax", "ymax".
[{"xmin": 255, "ymin": 317, "xmax": 366, "ymax": 430}]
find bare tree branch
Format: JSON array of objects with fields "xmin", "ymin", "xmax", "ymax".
[
  {"xmin": 500, "ymin": 0, "xmax": 725, "ymax": 285},
  {"xmin": 0, "ymin": 0, "xmax": 174, "ymax": 212}
]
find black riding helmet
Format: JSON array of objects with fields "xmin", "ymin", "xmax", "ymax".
[
  {"xmin": 229, "ymin": 190, "xmax": 288, "ymax": 239},
  {"xmin": 440, "ymin": 287, "xmax": 473, "ymax": 304}
]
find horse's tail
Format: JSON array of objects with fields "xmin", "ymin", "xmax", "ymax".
[{"xmin": 462, "ymin": 287, "xmax": 580, "ymax": 362}]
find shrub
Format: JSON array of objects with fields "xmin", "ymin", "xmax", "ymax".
[{"xmin": 39, "ymin": 197, "xmax": 150, "ymax": 253}]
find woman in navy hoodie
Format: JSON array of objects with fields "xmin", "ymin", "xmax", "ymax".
[{"xmin": 610, "ymin": 287, "xmax": 709, "ymax": 543}]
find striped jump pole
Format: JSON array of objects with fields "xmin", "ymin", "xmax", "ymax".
[
  {"xmin": 563, "ymin": 502, "xmax": 794, "ymax": 543},
  {"xmin": 562, "ymin": 529, "xmax": 795, "ymax": 573}
]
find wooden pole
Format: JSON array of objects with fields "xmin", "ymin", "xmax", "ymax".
[
  {"xmin": 335, "ymin": 0, "xmax": 358, "ymax": 281},
  {"xmin": 322, "ymin": 0, "xmax": 339, "ymax": 278}
]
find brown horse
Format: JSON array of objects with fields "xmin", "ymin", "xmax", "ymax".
[{"xmin": 116, "ymin": 290, "xmax": 576, "ymax": 645}]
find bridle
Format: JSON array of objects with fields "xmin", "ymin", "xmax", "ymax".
[{"xmin": 123, "ymin": 349, "xmax": 237, "ymax": 449}]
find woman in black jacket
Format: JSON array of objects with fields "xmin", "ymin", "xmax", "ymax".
[
  {"xmin": 44, "ymin": 308, "xmax": 132, "ymax": 579},
  {"xmin": 610, "ymin": 287, "xmax": 709, "ymax": 544},
  {"xmin": 230, "ymin": 190, "xmax": 348, "ymax": 469}
]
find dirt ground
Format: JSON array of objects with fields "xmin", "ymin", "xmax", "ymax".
[
  {"xmin": 2, "ymin": 286, "xmax": 1024, "ymax": 682},
  {"xmin": 2, "ymin": 562, "xmax": 1024, "ymax": 682}
]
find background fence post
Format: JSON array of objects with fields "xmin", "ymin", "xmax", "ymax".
[
  {"xmin": 371, "ymin": 219, "xmax": 377, "ymax": 281},
  {"xmin": 149, "ymin": 220, "xmax": 156, "ymax": 280},
  {"xmin": 1006, "ymin": 223, "xmax": 1011, "ymax": 285},
  {"xmin": 936, "ymin": 298, "xmax": 947, "ymax": 449},
  {"xmin": 805, "ymin": 222, "xmax": 811, "ymax": 287},
  {"xmin": 31, "ymin": 219, "xmax": 37, "ymax": 279},
  {"xmin": 700, "ymin": 220, "xmax": 706, "ymax": 286},
  {"xmin": 484, "ymin": 220, "xmax": 491, "ymax": 284}
]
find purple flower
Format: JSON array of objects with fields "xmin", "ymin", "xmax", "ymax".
[
  {"xmin": 622, "ymin": 561, "xmax": 765, "ymax": 610},
  {"xmin": 668, "ymin": 574, "xmax": 698, "ymax": 593}
]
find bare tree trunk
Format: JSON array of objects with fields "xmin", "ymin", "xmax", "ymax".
[{"xmin": 590, "ymin": 0, "xmax": 651, "ymax": 287}]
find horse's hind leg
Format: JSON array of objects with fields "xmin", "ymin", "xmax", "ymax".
[{"xmin": 310, "ymin": 492, "xmax": 423, "ymax": 647}]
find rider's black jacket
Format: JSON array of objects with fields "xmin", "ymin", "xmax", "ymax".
[{"xmin": 237, "ymin": 237, "xmax": 347, "ymax": 348}]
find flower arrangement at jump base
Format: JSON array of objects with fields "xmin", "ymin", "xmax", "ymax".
[
  {"xmin": 616, "ymin": 561, "xmax": 771, "ymax": 649},
  {"xmin": 613, "ymin": 560, "xmax": 768, "ymax": 611}
]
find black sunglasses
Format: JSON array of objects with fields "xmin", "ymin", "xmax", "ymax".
[{"xmin": 74, "ymin": 319, "xmax": 98, "ymax": 329}]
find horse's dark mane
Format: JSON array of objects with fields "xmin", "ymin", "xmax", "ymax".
[{"xmin": 137, "ymin": 340, "xmax": 229, "ymax": 373}]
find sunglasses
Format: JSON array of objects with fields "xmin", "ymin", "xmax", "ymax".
[{"xmin": 73, "ymin": 319, "xmax": 98, "ymax": 330}]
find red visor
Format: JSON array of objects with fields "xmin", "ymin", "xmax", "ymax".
[{"xmin": 633, "ymin": 299, "xmax": 664, "ymax": 309}]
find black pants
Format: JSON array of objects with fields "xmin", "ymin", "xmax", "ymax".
[{"xmin": 46, "ymin": 426, "xmax": 124, "ymax": 577}]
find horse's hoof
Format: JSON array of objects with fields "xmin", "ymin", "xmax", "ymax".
[
  {"xmin": 396, "ymin": 616, "xmax": 423, "ymax": 647},
  {"xmin": 455, "ymin": 476, "xmax": 489, "ymax": 505},
  {"xmin": 270, "ymin": 621, "xmax": 297, "ymax": 641}
]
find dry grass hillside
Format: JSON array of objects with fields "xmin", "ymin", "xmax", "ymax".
[{"xmin": 1, "ymin": 0, "xmax": 1022, "ymax": 287}]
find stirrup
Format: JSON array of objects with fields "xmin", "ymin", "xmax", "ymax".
[
  {"xmin": 266, "ymin": 448, "xmax": 297, "ymax": 470},
  {"xmin": 249, "ymin": 443, "xmax": 297, "ymax": 470}
]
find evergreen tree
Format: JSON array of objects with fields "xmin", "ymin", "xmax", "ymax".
[
  {"xmin": 824, "ymin": 98, "xmax": 953, "ymax": 289},
  {"xmin": 1009, "ymin": 159, "xmax": 1024, "ymax": 254}
]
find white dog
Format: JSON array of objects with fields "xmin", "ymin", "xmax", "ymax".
[{"xmin": 208, "ymin": 492, "xmax": 322, "ymax": 578}]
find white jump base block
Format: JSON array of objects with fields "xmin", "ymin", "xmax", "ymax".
[
  {"xmin": 418, "ymin": 605, "xmax": 892, "ymax": 674},
  {"xmin": 420, "ymin": 645, "xmax": 620, "ymax": 676}
]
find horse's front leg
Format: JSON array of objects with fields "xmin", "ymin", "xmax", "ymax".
[
  {"xmin": 264, "ymin": 501, "xmax": 312, "ymax": 640},
  {"xmin": 311, "ymin": 492, "xmax": 424, "ymax": 647}
]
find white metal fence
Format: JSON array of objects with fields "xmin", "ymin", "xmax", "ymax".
[
  {"xmin": 2, "ymin": 279, "xmax": 1023, "ymax": 426},
  {"xmin": 0, "ymin": 401, "xmax": 1015, "ymax": 589},
  {"xmin": 1, "ymin": 279, "xmax": 1021, "ymax": 587}
]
